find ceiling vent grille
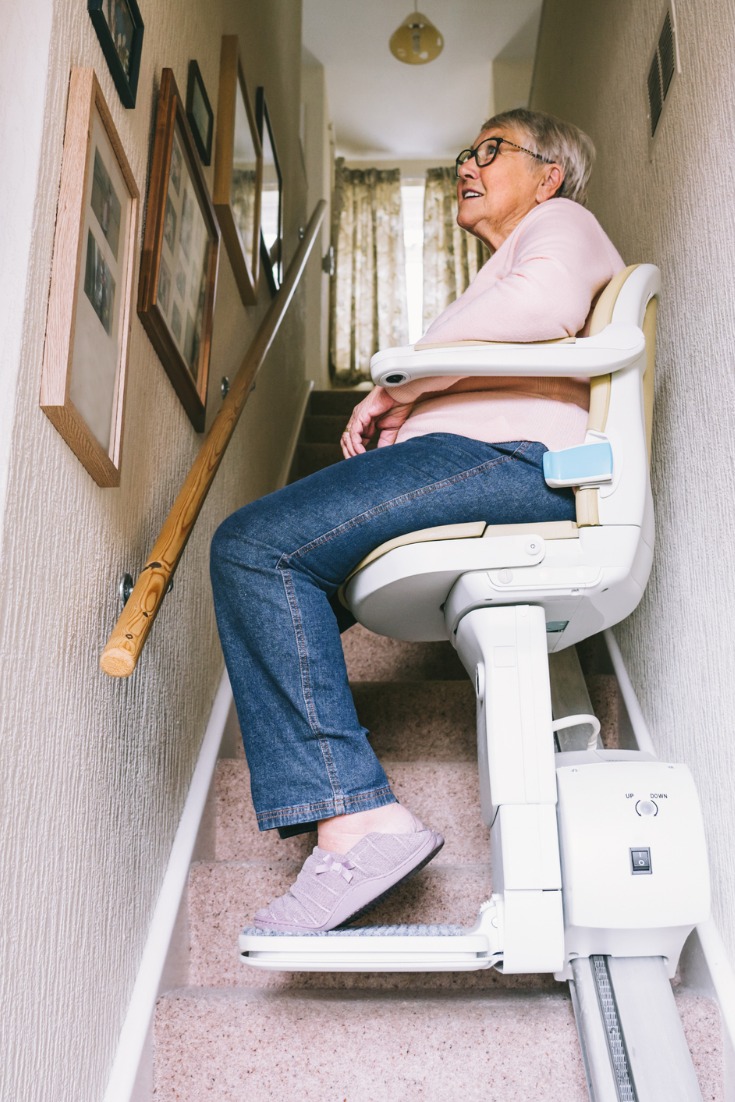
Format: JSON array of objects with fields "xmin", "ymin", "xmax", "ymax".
[{"xmin": 647, "ymin": 7, "xmax": 678, "ymax": 139}]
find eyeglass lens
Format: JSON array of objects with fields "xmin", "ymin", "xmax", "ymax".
[{"xmin": 455, "ymin": 138, "xmax": 500, "ymax": 175}]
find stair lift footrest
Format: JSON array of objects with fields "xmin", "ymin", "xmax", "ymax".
[{"xmin": 239, "ymin": 923, "xmax": 499, "ymax": 972}]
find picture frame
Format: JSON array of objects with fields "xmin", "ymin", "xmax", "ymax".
[
  {"xmin": 255, "ymin": 87, "xmax": 283, "ymax": 295},
  {"xmin": 87, "ymin": 0, "xmax": 144, "ymax": 109},
  {"xmin": 186, "ymin": 60, "xmax": 214, "ymax": 166},
  {"xmin": 40, "ymin": 68, "xmax": 139, "ymax": 487},
  {"xmin": 138, "ymin": 68, "xmax": 220, "ymax": 432},
  {"xmin": 213, "ymin": 36, "xmax": 262, "ymax": 306}
]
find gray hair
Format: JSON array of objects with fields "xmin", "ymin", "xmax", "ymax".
[{"xmin": 480, "ymin": 108, "xmax": 595, "ymax": 205}]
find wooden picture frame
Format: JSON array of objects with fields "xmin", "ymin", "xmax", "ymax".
[
  {"xmin": 87, "ymin": 0, "xmax": 144, "ymax": 109},
  {"xmin": 138, "ymin": 68, "xmax": 220, "ymax": 432},
  {"xmin": 40, "ymin": 68, "xmax": 139, "ymax": 487},
  {"xmin": 213, "ymin": 36, "xmax": 262, "ymax": 306},
  {"xmin": 186, "ymin": 60, "xmax": 214, "ymax": 166},
  {"xmin": 256, "ymin": 87, "xmax": 283, "ymax": 295}
]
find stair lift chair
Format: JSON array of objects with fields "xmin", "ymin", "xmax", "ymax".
[{"xmin": 240, "ymin": 263, "xmax": 710, "ymax": 979}]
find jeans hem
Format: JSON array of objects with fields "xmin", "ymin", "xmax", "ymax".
[{"xmin": 255, "ymin": 784, "xmax": 397, "ymax": 832}]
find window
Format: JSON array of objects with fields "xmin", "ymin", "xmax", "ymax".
[{"xmin": 401, "ymin": 182, "xmax": 425, "ymax": 344}]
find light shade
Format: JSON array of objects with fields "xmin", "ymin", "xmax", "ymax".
[{"xmin": 389, "ymin": 10, "xmax": 444, "ymax": 65}]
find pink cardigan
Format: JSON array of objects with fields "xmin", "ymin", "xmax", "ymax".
[{"xmin": 388, "ymin": 199, "xmax": 624, "ymax": 452}]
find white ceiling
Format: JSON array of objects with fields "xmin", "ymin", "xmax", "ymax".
[{"xmin": 302, "ymin": 0, "xmax": 542, "ymax": 163}]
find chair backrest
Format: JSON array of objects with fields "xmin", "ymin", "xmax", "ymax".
[{"xmin": 576, "ymin": 264, "xmax": 658, "ymax": 527}]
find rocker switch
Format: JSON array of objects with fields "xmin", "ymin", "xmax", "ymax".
[{"xmin": 631, "ymin": 848, "xmax": 652, "ymax": 874}]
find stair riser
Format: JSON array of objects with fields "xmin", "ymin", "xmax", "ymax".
[
  {"xmin": 224, "ymin": 680, "xmax": 477, "ymax": 763},
  {"xmin": 214, "ymin": 759, "xmax": 490, "ymax": 865},
  {"xmin": 289, "ymin": 443, "xmax": 343, "ymax": 481},
  {"xmin": 344, "ymin": 625, "xmax": 466, "ymax": 682},
  {"xmin": 303, "ymin": 414, "xmax": 346, "ymax": 443},
  {"xmin": 308, "ymin": 390, "xmax": 365, "ymax": 417},
  {"xmin": 352, "ymin": 681, "xmax": 476, "ymax": 760}
]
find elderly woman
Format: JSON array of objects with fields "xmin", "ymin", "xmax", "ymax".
[{"xmin": 210, "ymin": 108, "xmax": 624, "ymax": 933}]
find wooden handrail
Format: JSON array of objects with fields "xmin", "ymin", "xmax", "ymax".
[{"xmin": 100, "ymin": 200, "xmax": 327, "ymax": 678}]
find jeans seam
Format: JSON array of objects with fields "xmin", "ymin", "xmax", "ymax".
[
  {"xmin": 280, "ymin": 566, "xmax": 349, "ymax": 812},
  {"xmin": 282, "ymin": 443, "xmax": 532, "ymax": 565},
  {"xmin": 317, "ymin": 738, "xmax": 346, "ymax": 815},
  {"xmin": 280, "ymin": 566, "xmax": 321, "ymax": 731}
]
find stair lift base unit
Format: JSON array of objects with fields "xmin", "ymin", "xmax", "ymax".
[{"xmin": 554, "ymin": 757, "xmax": 711, "ymax": 980}]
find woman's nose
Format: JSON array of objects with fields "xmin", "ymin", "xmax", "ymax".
[{"xmin": 458, "ymin": 156, "xmax": 478, "ymax": 181}]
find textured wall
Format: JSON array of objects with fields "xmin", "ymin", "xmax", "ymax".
[
  {"xmin": 533, "ymin": 0, "xmax": 735, "ymax": 959},
  {"xmin": 0, "ymin": 2, "xmax": 308, "ymax": 1100}
]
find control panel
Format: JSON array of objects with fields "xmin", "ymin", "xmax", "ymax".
[{"xmin": 556, "ymin": 759, "xmax": 710, "ymax": 932}]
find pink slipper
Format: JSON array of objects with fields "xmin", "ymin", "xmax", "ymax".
[{"xmin": 252, "ymin": 827, "xmax": 444, "ymax": 933}]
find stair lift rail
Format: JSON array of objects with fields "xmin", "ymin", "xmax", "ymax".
[
  {"xmin": 238, "ymin": 265, "xmax": 711, "ymax": 1099},
  {"xmin": 99, "ymin": 201, "xmax": 327, "ymax": 678},
  {"xmin": 570, "ymin": 955, "xmax": 705, "ymax": 1102}
]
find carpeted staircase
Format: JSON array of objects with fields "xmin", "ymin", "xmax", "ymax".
[{"xmin": 152, "ymin": 391, "xmax": 724, "ymax": 1100}]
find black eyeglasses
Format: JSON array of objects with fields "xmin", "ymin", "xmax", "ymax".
[{"xmin": 455, "ymin": 136, "xmax": 549, "ymax": 177}]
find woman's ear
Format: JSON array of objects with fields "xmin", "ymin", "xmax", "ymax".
[{"xmin": 537, "ymin": 163, "xmax": 565, "ymax": 202}]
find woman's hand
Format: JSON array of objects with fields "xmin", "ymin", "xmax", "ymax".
[{"xmin": 340, "ymin": 387, "xmax": 412, "ymax": 457}]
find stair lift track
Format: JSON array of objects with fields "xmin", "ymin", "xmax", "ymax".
[{"xmin": 570, "ymin": 954, "xmax": 704, "ymax": 1101}]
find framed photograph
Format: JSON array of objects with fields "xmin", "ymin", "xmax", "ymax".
[
  {"xmin": 256, "ymin": 87, "xmax": 283, "ymax": 295},
  {"xmin": 186, "ymin": 60, "xmax": 214, "ymax": 166},
  {"xmin": 87, "ymin": 0, "xmax": 144, "ymax": 109},
  {"xmin": 213, "ymin": 35, "xmax": 262, "ymax": 306},
  {"xmin": 40, "ymin": 68, "xmax": 139, "ymax": 487},
  {"xmin": 138, "ymin": 68, "xmax": 220, "ymax": 432}
]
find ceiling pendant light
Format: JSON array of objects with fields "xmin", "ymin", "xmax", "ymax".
[{"xmin": 389, "ymin": 7, "xmax": 444, "ymax": 65}]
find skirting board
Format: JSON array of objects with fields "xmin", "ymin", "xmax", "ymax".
[{"xmin": 102, "ymin": 628, "xmax": 735, "ymax": 1101}]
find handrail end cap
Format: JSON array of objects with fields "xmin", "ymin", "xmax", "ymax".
[{"xmin": 100, "ymin": 647, "xmax": 137, "ymax": 678}]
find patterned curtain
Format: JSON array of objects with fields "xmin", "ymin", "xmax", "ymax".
[
  {"xmin": 422, "ymin": 167, "xmax": 489, "ymax": 330},
  {"xmin": 330, "ymin": 160, "xmax": 408, "ymax": 385}
]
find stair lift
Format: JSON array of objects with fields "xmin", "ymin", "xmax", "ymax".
[{"xmin": 240, "ymin": 265, "xmax": 711, "ymax": 1096}]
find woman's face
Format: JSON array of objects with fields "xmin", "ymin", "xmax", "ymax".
[{"xmin": 456, "ymin": 126, "xmax": 561, "ymax": 250}]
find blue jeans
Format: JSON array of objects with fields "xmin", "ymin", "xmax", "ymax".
[{"xmin": 210, "ymin": 434, "xmax": 575, "ymax": 835}]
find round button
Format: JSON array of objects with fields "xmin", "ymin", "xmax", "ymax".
[
  {"xmin": 497, "ymin": 570, "xmax": 513, "ymax": 584},
  {"xmin": 635, "ymin": 799, "xmax": 658, "ymax": 816}
]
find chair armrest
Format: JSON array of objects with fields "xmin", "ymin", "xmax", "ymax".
[{"xmin": 370, "ymin": 322, "xmax": 645, "ymax": 388}]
